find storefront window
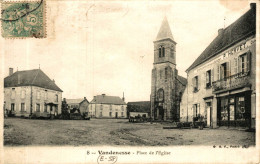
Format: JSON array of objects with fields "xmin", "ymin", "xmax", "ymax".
[
  {"xmin": 236, "ymin": 96, "xmax": 245, "ymax": 120},
  {"xmin": 229, "ymin": 98, "xmax": 235, "ymax": 121},
  {"xmin": 220, "ymin": 98, "xmax": 228, "ymax": 121}
]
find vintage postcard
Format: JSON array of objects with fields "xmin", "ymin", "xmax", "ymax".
[{"xmin": 0, "ymin": 0, "xmax": 259, "ymax": 163}]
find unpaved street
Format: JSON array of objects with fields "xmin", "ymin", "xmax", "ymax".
[{"xmin": 4, "ymin": 118, "xmax": 255, "ymax": 146}]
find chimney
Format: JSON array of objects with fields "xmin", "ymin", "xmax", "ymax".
[
  {"xmin": 250, "ymin": 3, "xmax": 256, "ymax": 9},
  {"xmin": 122, "ymin": 92, "xmax": 125, "ymax": 102},
  {"xmin": 9, "ymin": 68, "xmax": 13, "ymax": 76},
  {"xmin": 218, "ymin": 28, "xmax": 224, "ymax": 35},
  {"xmin": 102, "ymin": 94, "xmax": 106, "ymax": 97},
  {"xmin": 84, "ymin": 97, "xmax": 86, "ymax": 100}
]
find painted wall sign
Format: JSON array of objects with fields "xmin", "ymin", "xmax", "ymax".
[{"xmin": 194, "ymin": 37, "xmax": 255, "ymax": 73}]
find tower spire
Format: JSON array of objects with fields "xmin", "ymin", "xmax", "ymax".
[{"xmin": 155, "ymin": 17, "xmax": 174, "ymax": 41}]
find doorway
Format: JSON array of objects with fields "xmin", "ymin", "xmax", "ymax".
[
  {"xmin": 115, "ymin": 112, "xmax": 118, "ymax": 118},
  {"xmin": 206, "ymin": 102, "xmax": 212, "ymax": 127}
]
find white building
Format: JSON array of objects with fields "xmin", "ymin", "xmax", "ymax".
[
  {"xmin": 4, "ymin": 68, "xmax": 63, "ymax": 118},
  {"xmin": 88, "ymin": 94, "xmax": 127, "ymax": 118}
]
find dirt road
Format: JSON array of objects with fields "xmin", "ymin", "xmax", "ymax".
[{"xmin": 4, "ymin": 118, "xmax": 255, "ymax": 146}]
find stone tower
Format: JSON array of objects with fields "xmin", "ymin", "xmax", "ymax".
[{"xmin": 151, "ymin": 17, "xmax": 178, "ymax": 121}]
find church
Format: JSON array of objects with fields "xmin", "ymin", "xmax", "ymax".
[{"xmin": 150, "ymin": 17, "xmax": 187, "ymax": 121}]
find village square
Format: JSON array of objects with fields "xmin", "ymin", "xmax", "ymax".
[{"xmin": 3, "ymin": 2, "xmax": 256, "ymax": 147}]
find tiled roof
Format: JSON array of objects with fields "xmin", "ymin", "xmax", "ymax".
[
  {"xmin": 127, "ymin": 101, "xmax": 150, "ymax": 113},
  {"xmin": 186, "ymin": 4, "xmax": 256, "ymax": 72},
  {"xmin": 4, "ymin": 69, "xmax": 63, "ymax": 92},
  {"xmin": 66, "ymin": 98, "xmax": 88, "ymax": 104},
  {"xmin": 177, "ymin": 75, "xmax": 187, "ymax": 86},
  {"xmin": 155, "ymin": 17, "xmax": 174, "ymax": 41},
  {"xmin": 90, "ymin": 95, "xmax": 126, "ymax": 105}
]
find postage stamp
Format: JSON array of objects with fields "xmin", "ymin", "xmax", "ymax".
[{"xmin": 1, "ymin": 0, "xmax": 46, "ymax": 38}]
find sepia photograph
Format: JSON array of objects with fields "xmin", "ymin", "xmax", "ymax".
[{"xmin": 0, "ymin": 0, "xmax": 259, "ymax": 163}]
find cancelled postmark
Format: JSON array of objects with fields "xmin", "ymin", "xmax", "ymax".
[{"xmin": 1, "ymin": 0, "xmax": 46, "ymax": 38}]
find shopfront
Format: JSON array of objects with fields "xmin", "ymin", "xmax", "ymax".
[{"xmin": 217, "ymin": 91, "xmax": 251, "ymax": 127}]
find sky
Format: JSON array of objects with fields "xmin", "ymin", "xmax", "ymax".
[{"xmin": 1, "ymin": 0, "xmax": 252, "ymax": 102}]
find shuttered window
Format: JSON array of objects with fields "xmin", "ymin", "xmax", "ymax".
[
  {"xmin": 238, "ymin": 51, "xmax": 251, "ymax": 74},
  {"xmin": 193, "ymin": 76, "xmax": 198, "ymax": 92}
]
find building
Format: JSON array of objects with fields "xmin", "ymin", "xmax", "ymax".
[
  {"xmin": 127, "ymin": 101, "xmax": 150, "ymax": 118},
  {"xmin": 66, "ymin": 97, "xmax": 89, "ymax": 115},
  {"xmin": 180, "ymin": 4, "xmax": 256, "ymax": 129},
  {"xmin": 4, "ymin": 68, "xmax": 63, "ymax": 118},
  {"xmin": 88, "ymin": 94, "xmax": 127, "ymax": 118},
  {"xmin": 150, "ymin": 17, "xmax": 187, "ymax": 121}
]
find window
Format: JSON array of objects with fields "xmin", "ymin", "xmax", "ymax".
[
  {"xmin": 179, "ymin": 92, "xmax": 182, "ymax": 101},
  {"xmin": 206, "ymin": 70, "xmax": 211, "ymax": 88},
  {"xmin": 193, "ymin": 104, "xmax": 199, "ymax": 117},
  {"xmin": 220, "ymin": 62, "xmax": 229, "ymax": 79},
  {"xmin": 55, "ymin": 94, "xmax": 58, "ymax": 102},
  {"xmin": 44, "ymin": 104, "xmax": 47, "ymax": 112},
  {"xmin": 158, "ymin": 46, "xmax": 165, "ymax": 58},
  {"xmin": 121, "ymin": 112, "xmax": 124, "ymax": 117},
  {"xmin": 236, "ymin": 97, "xmax": 245, "ymax": 120},
  {"xmin": 100, "ymin": 111, "xmax": 102, "ymax": 117},
  {"xmin": 44, "ymin": 90, "xmax": 48, "ymax": 100},
  {"xmin": 36, "ymin": 104, "xmax": 40, "ymax": 112},
  {"xmin": 21, "ymin": 90, "xmax": 25, "ymax": 99},
  {"xmin": 11, "ymin": 88, "xmax": 15, "ymax": 99},
  {"xmin": 36, "ymin": 91, "xmax": 41, "ymax": 99},
  {"xmin": 170, "ymin": 46, "xmax": 174, "ymax": 58},
  {"xmin": 193, "ymin": 76, "xmax": 198, "ymax": 92},
  {"xmin": 239, "ymin": 53, "xmax": 250, "ymax": 74},
  {"xmin": 11, "ymin": 103, "xmax": 15, "ymax": 111},
  {"xmin": 21, "ymin": 103, "xmax": 25, "ymax": 112},
  {"xmin": 110, "ymin": 104, "xmax": 112, "ymax": 110},
  {"xmin": 220, "ymin": 98, "xmax": 228, "ymax": 121},
  {"xmin": 165, "ymin": 67, "xmax": 168, "ymax": 80},
  {"xmin": 100, "ymin": 105, "xmax": 103, "ymax": 110},
  {"xmin": 121, "ymin": 105, "xmax": 124, "ymax": 111},
  {"xmin": 157, "ymin": 88, "xmax": 164, "ymax": 102},
  {"xmin": 109, "ymin": 112, "xmax": 112, "ymax": 117}
]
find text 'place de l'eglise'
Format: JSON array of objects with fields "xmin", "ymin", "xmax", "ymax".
[{"xmin": 4, "ymin": 3, "xmax": 256, "ymax": 131}]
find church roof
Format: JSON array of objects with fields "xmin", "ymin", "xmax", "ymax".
[
  {"xmin": 177, "ymin": 75, "xmax": 187, "ymax": 86},
  {"xmin": 127, "ymin": 101, "xmax": 150, "ymax": 113},
  {"xmin": 4, "ymin": 69, "xmax": 63, "ymax": 92},
  {"xmin": 155, "ymin": 17, "xmax": 174, "ymax": 41},
  {"xmin": 186, "ymin": 4, "xmax": 256, "ymax": 72},
  {"xmin": 90, "ymin": 94, "xmax": 126, "ymax": 105}
]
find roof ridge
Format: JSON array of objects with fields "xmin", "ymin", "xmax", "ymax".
[
  {"xmin": 186, "ymin": 6, "xmax": 255, "ymax": 72},
  {"xmin": 31, "ymin": 69, "xmax": 40, "ymax": 85}
]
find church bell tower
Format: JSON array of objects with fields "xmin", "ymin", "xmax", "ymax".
[{"xmin": 151, "ymin": 17, "xmax": 178, "ymax": 121}]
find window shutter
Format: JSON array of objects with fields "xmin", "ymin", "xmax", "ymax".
[
  {"xmin": 246, "ymin": 51, "xmax": 251, "ymax": 72},
  {"xmin": 234, "ymin": 57, "xmax": 238, "ymax": 75},
  {"xmin": 217, "ymin": 65, "xmax": 220, "ymax": 80},
  {"xmin": 204, "ymin": 72, "xmax": 207, "ymax": 88},
  {"xmin": 226, "ymin": 62, "xmax": 230, "ymax": 77},
  {"xmin": 211, "ymin": 68, "xmax": 214, "ymax": 83},
  {"xmin": 238, "ymin": 57, "xmax": 241, "ymax": 73}
]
